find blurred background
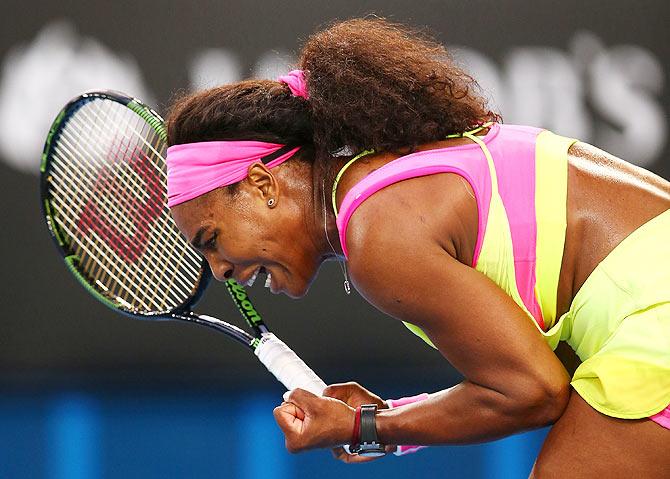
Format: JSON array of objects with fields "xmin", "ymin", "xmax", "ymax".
[{"xmin": 0, "ymin": 0, "xmax": 668, "ymax": 477}]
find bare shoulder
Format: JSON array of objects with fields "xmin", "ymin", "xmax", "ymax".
[
  {"xmin": 342, "ymin": 168, "xmax": 479, "ymax": 273},
  {"xmin": 562, "ymin": 141, "xmax": 670, "ymax": 301},
  {"xmin": 566, "ymin": 140, "xmax": 670, "ymax": 256},
  {"xmin": 568, "ymin": 141, "xmax": 670, "ymax": 198}
]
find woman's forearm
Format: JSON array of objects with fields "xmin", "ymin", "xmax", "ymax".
[{"xmin": 376, "ymin": 380, "xmax": 568, "ymax": 446}]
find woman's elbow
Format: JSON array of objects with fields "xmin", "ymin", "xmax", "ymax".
[
  {"xmin": 493, "ymin": 373, "xmax": 570, "ymax": 429},
  {"xmin": 519, "ymin": 376, "xmax": 571, "ymax": 427}
]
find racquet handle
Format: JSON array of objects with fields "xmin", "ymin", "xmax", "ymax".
[
  {"xmin": 254, "ymin": 333, "xmax": 327, "ymax": 396},
  {"xmin": 255, "ymin": 333, "xmax": 355, "ymax": 455}
]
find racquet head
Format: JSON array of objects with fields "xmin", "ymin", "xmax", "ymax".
[{"xmin": 40, "ymin": 90, "xmax": 210, "ymax": 317}]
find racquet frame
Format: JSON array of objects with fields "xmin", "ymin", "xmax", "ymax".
[{"xmin": 40, "ymin": 90, "xmax": 268, "ymax": 349}]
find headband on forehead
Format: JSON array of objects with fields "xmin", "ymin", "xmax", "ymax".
[
  {"xmin": 166, "ymin": 70, "xmax": 308, "ymax": 208},
  {"xmin": 166, "ymin": 142, "xmax": 300, "ymax": 207}
]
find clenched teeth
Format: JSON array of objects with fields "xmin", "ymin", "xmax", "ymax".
[{"xmin": 245, "ymin": 267, "xmax": 260, "ymax": 287}]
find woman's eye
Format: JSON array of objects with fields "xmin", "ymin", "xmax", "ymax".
[{"xmin": 204, "ymin": 234, "xmax": 217, "ymax": 250}]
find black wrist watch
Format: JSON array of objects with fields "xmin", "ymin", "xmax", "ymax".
[{"xmin": 351, "ymin": 404, "xmax": 386, "ymax": 457}]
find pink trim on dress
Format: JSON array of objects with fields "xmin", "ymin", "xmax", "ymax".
[
  {"xmin": 488, "ymin": 125, "xmax": 545, "ymax": 329},
  {"xmin": 336, "ymin": 124, "xmax": 498, "ymax": 263},
  {"xmin": 650, "ymin": 404, "xmax": 670, "ymax": 429}
]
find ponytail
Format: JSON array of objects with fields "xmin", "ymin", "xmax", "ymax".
[{"xmin": 299, "ymin": 17, "xmax": 499, "ymax": 155}]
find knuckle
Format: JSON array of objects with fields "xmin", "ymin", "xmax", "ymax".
[{"xmin": 291, "ymin": 388, "xmax": 306, "ymax": 399}]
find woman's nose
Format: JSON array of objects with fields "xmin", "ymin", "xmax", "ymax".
[{"xmin": 208, "ymin": 257, "xmax": 234, "ymax": 282}]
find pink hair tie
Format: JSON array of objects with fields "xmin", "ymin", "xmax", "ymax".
[
  {"xmin": 278, "ymin": 69, "xmax": 309, "ymax": 99},
  {"xmin": 166, "ymin": 71, "xmax": 308, "ymax": 207}
]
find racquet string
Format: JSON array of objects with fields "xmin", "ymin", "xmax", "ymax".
[
  {"xmin": 51, "ymin": 100, "xmax": 199, "ymax": 311},
  {"xmin": 63, "ymin": 100, "xmax": 201, "ymax": 306},
  {"xmin": 49, "ymin": 102, "xmax": 186, "ymax": 311},
  {"xmin": 52, "ymin": 101, "xmax": 182, "ymax": 304},
  {"xmin": 70, "ymin": 102, "xmax": 196, "ymax": 298},
  {"xmin": 47, "ymin": 98, "xmax": 203, "ymax": 313}
]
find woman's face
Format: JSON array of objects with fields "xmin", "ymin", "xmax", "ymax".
[{"xmin": 170, "ymin": 162, "xmax": 325, "ymax": 298}]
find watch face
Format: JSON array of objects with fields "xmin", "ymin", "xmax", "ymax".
[
  {"xmin": 353, "ymin": 442, "xmax": 386, "ymax": 457},
  {"xmin": 358, "ymin": 449, "xmax": 386, "ymax": 458}
]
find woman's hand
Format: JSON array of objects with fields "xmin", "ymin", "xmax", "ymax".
[
  {"xmin": 273, "ymin": 388, "xmax": 354, "ymax": 453},
  {"xmin": 322, "ymin": 381, "xmax": 387, "ymax": 409},
  {"xmin": 323, "ymin": 382, "xmax": 396, "ymax": 462}
]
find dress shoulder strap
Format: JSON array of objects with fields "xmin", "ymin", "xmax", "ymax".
[
  {"xmin": 334, "ymin": 124, "xmax": 501, "ymax": 259},
  {"xmin": 331, "ymin": 122, "xmax": 495, "ymax": 218},
  {"xmin": 331, "ymin": 149, "xmax": 374, "ymax": 218}
]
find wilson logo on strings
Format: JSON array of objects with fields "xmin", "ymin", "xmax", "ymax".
[{"xmin": 76, "ymin": 150, "xmax": 163, "ymax": 263}]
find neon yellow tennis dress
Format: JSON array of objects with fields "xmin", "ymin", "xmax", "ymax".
[{"xmin": 334, "ymin": 123, "xmax": 670, "ymax": 426}]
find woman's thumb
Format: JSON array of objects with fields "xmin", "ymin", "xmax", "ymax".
[{"xmin": 284, "ymin": 388, "xmax": 318, "ymax": 410}]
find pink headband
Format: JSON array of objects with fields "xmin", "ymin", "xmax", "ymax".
[
  {"xmin": 166, "ymin": 70, "xmax": 308, "ymax": 207},
  {"xmin": 166, "ymin": 142, "xmax": 300, "ymax": 207}
]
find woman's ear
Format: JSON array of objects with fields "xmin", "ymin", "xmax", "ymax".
[{"xmin": 245, "ymin": 162, "xmax": 278, "ymax": 205}]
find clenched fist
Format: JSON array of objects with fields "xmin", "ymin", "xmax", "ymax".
[{"xmin": 273, "ymin": 388, "xmax": 354, "ymax": 453}]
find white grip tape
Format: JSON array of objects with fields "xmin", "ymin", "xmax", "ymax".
[
  {"xmin": 254, "ymin": 333, "xmax": 327, "ymax": 396},
  {"xmin": 255, "ymin": 333, "xmax": 354, "ymax": 455}
]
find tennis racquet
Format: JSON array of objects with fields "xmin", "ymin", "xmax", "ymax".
[{"xmin": 39, "ymin": 90, "xmax": 328, "ymax": 396}]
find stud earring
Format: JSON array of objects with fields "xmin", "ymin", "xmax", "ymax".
[{"xmin": 267, "ymin": 198, "xmax": 276, "ymax": 207}]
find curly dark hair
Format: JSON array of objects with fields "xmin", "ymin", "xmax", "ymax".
[
  {"xmin": 299, "ymin": 18, "xmax": 498, "ymax": 155},
  {"xmin": 166, "ymin": 17, "xmax": 498, "ymax": 172},
  {"xmin": 167, "ymin": 79, "xmax": 312, "ymax": 148}
]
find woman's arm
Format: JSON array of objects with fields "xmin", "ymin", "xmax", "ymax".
[
  {"xmin": 345, "ymin": 179, "xmax": 571, "ymax": 445},
  {"xmin": 273, "ymin": 175, "xmax": 571, "ymax": 452}
]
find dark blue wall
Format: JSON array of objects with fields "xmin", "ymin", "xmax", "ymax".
[{"xmin": 0, "ymin": 388, "xmax": 549, "ymax": 479}]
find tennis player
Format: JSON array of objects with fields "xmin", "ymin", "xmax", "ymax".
[{"xmin": 165, "ymin": 18, "xmax": 669, "ymax": 477}]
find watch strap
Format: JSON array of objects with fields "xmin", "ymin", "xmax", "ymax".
[{"xmin": 359, "ymin": 404, "xmax": 380, "ymax": 443}]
